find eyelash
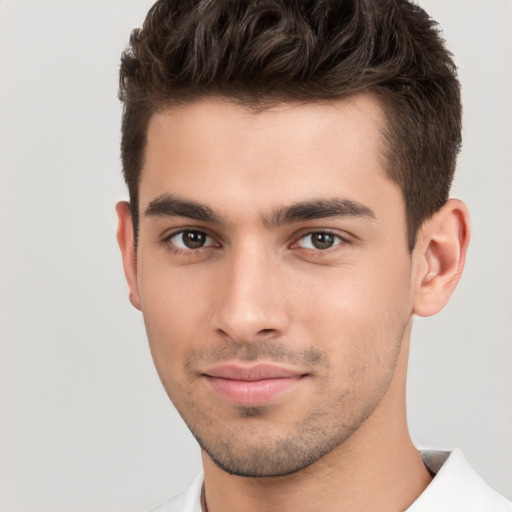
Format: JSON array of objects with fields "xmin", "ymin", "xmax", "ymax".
[
  {"xmin": 292, "ymin": 231, "xmax": 345, "ymax": 251},
  {"xmin": 161, "ymin": 229, "xmax": 348, "ymax": 255},
  {"xmin": 162, "ymin": 229, "xmax": 217, "ymax": 255}
]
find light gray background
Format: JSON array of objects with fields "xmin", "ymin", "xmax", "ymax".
[{"xmin": 1, "ymin": 0, "xmax": 511, "ymax": 510}]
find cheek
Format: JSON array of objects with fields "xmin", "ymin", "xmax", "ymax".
[
  {"xmin": 138, "ymin": 265, "xmax": 211, "ymax": 377},
  {"xmin": 296, "ymin": 254, "xmax": 411, "ymax": 368}
]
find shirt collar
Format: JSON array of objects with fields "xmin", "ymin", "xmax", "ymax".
[{"xmin": 406, "ymin": 449, "xmax": 511, "ymax": 511}]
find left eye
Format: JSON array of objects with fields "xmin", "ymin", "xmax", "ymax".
[
  {"xmin": 297, "ymin": 232, "xmax": 343, "ymax": 250},
  {"xmin": 168, "ymin": 230, "xmax": 215, "ymax": 249}
]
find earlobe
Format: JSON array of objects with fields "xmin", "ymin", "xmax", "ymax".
[
  {"xmin": 115, "ymin": 201, "xmax": 142, "ymax": 311},
  {"xmin": 412, "ymin": 199, "xmax": 470, "ymax": 317}
]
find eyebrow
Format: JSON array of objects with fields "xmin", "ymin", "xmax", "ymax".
[
  {"xmin": 265, "ymin": 198, "xmax": 376, "ymax": 226},
  {"xmin": 145, "ymin": 194, "xmax": 221, "ymax": 223},
  {"xmin": 144, "ymin": 194, "xmax": 375, "ymax": 226}
]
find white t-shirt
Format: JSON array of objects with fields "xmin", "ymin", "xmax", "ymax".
[{"xmin": 149, "ymin": 449, "xmax": 512, "ymax": 511}]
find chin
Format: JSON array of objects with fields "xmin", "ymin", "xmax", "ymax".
[{"xmin": 194, "ymin": 422, "xmax": 355, "ymax": 478}]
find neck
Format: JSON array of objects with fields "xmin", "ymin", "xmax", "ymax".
[{"xmin": 201, "ymin": 327, "xmax": 432, "ymax": 512}]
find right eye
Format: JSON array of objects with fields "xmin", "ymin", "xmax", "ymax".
[{"xmin": 166, "ymin": 230, "xmax": 215, "ymax": 250}]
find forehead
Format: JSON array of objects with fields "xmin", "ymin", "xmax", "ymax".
[{"xmin": 139, "ymin": 94, "xmax": 398, "ymax": 223}]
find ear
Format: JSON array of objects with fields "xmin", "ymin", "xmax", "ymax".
[
  {"xmin": 115, "ymin": 201, "xmax": 142, "ymax": 311},
  {"xmin": 412, "ymin": 199, "xmax": 471, "ymax": 317}
]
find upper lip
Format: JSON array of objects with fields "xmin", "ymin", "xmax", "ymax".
[{"xmin": 203, "ymin": 363, "xmax": 306, "ymax": 381}]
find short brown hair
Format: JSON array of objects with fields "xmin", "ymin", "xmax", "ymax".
[{"xmin": 119, "ymin": 0, "xmax": 461, "ymax": 251}]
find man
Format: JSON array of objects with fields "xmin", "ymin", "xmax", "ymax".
[{"xmin": 115, "ymin": 0, "xmax": 512, "ymax": 510}]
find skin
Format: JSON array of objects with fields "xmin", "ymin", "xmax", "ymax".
[{"xmin": 117, "ymin": 94, "xmax": 470, "ymax": 512}]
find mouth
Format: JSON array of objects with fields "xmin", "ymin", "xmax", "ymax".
[{"xmin": 202, "ymin": 363, "xmax": 307, "ymax": 406}]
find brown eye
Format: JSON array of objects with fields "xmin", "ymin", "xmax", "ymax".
[
  {"xmin": 297, "ymin": 232, "xmax": 342, "ymax": 250},
  {"xmin": 170, "ymin": 230, "xmax": 213, "ymax": 249}
]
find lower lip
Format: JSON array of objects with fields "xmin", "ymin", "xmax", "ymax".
[{"xmin": 205, "ymin": 376, "xmax": 303, "ymax": 405}]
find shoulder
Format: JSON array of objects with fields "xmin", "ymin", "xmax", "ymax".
[
  {"xmin": 407, "ymin": 449, "xmax": 512, "ymax": 511},
  {"xmin": 148, "ymin": 473, "xmax": 204, "ymax": 512}
]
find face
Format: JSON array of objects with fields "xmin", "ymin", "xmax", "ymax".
[{"xmin": 126, "ymin": 95, "xmax": 414, "ymax": 477}]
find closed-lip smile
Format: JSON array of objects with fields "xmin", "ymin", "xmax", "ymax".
[{"xmin": 203, "ymin": 363, "xmax": 307, "ymax": 406}]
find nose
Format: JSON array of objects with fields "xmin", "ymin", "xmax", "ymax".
[{"xmin": 211, "ymin": 242, "xmax": 290, "ymax": 344}]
